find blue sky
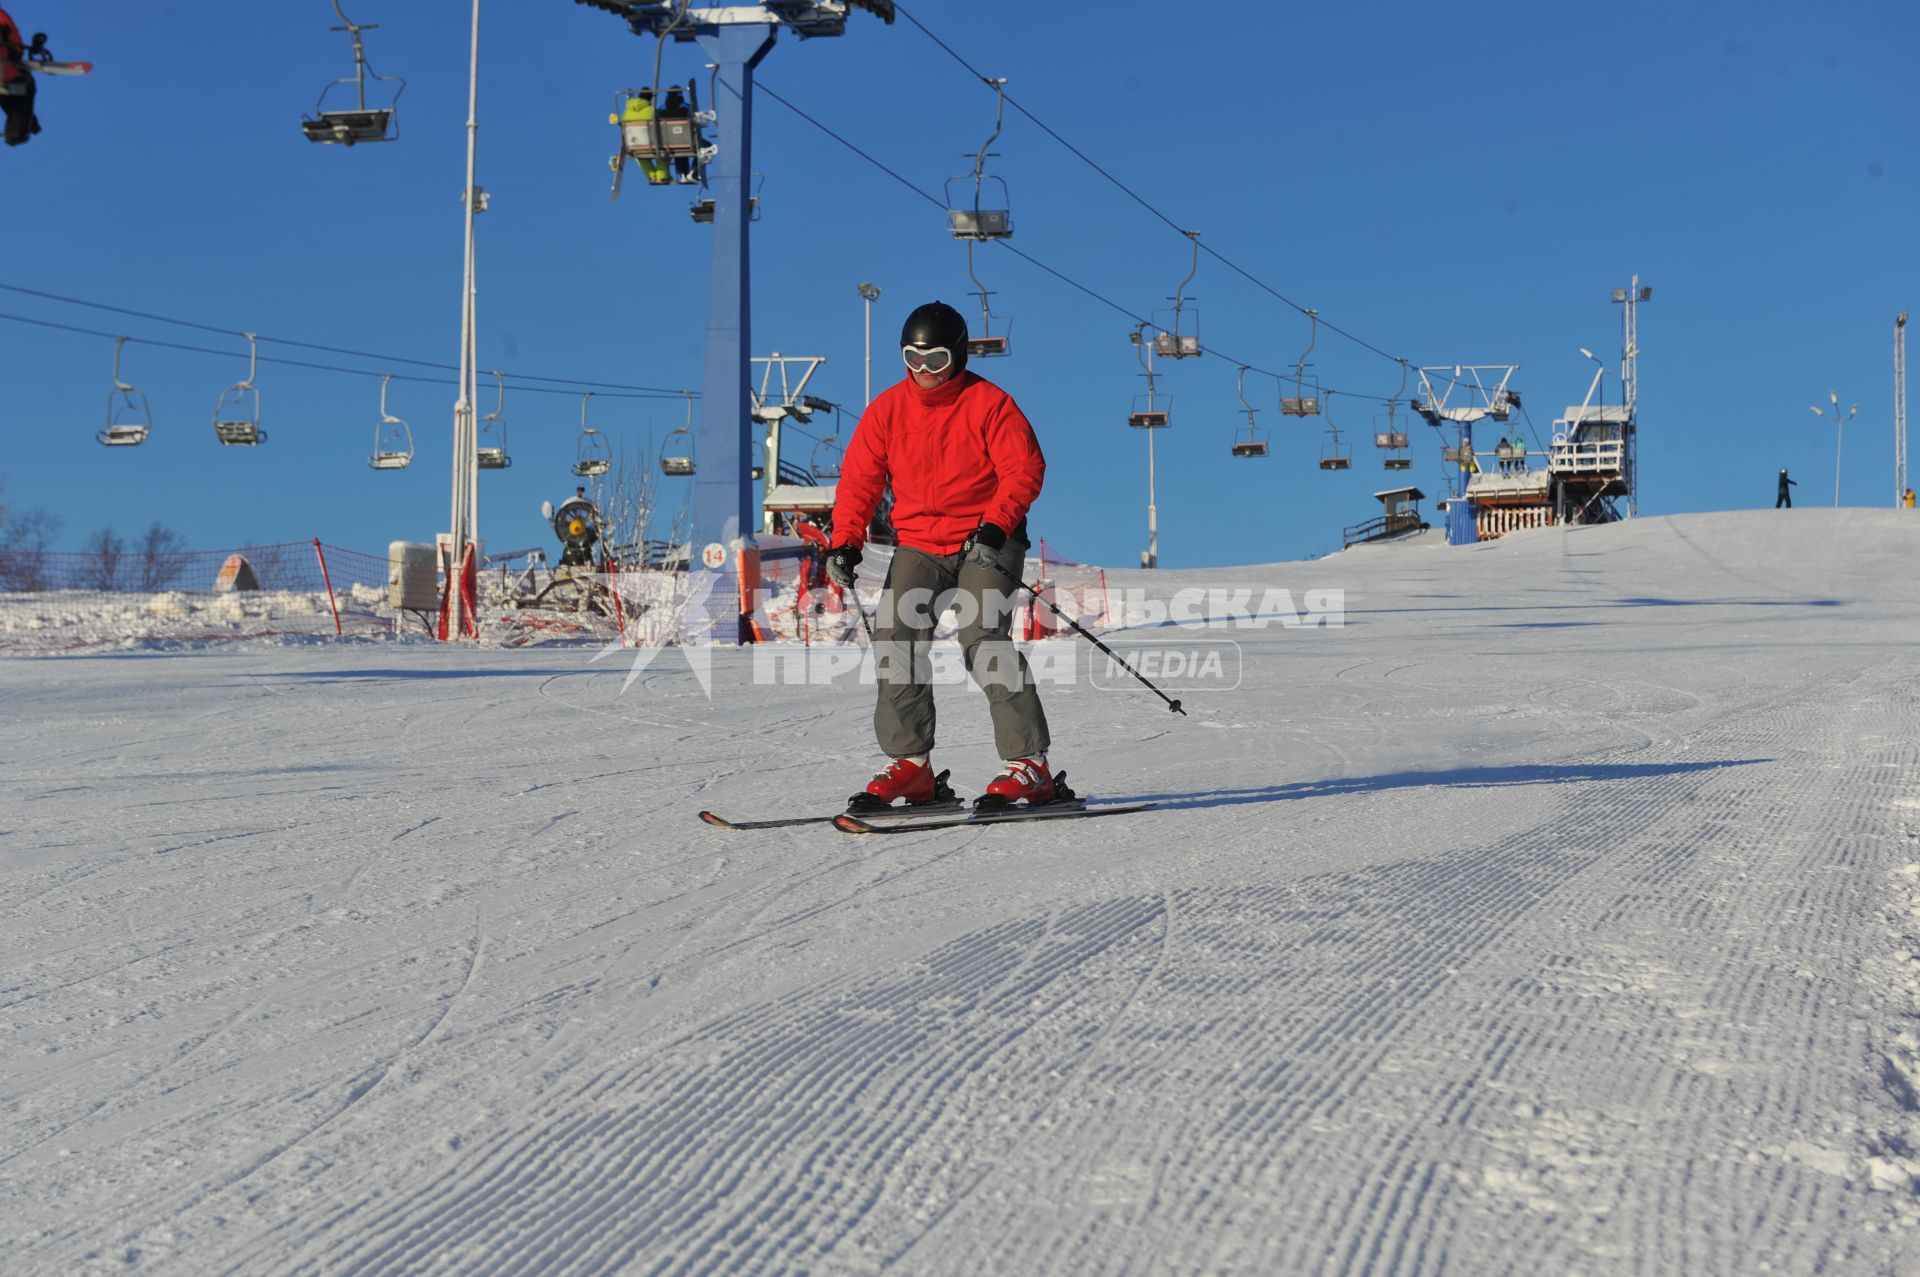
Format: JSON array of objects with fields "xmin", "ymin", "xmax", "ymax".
[{"xmin": 2, "ymin": 0, "xmax": 1914, "ymax": 567}]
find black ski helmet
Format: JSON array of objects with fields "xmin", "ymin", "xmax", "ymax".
[{"xmin": 899, "ymin": 301, "xmax": 970, "ymax": 376}]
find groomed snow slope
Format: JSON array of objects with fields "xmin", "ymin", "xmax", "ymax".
[{"xmin": 4, "ymin": 509, "xmax": 1918, "ymax": 1276}]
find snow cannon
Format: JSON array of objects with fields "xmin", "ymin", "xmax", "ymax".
[{"xmin": 547, "ymin": 494, "xmax": 602, "ymax": 569}]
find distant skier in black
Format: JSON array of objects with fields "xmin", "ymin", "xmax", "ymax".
[
  {"xmin": 1776, "ymin": 468, "xmax": 1797, "ymax": 509},
  {"xmin": 0, "ymin": 7, "xmax": 38, "ymax": 147},
  {"xmin": 659, "ymin": 85, "xmax": 693, "ymax": 181}
]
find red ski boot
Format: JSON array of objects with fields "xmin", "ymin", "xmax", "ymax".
[
  {"xmin": 847, "ymin": 756, "xmax": 942, "ymax": 812},
  {"xmin": 978, "ymin": 756, "xmax": 1055, "ymax": 810}
]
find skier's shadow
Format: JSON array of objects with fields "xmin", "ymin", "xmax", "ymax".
[{"xmin": 1115, "ymin": 758, "xmax": 1766, "ymax": 811}]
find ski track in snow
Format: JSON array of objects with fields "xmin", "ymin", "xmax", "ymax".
[{"xmin": 3, "ymin": 509, "xmax": 1919, "ymax": 1275}]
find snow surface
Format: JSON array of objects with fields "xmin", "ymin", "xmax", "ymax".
[{"xmin": 4, "ymin": 509, "xmax": 1920, "ymax": 1276}]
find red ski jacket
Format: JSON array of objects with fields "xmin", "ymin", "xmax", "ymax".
[
  {"xmin": 830, "ymin": 370, "xmax": 1045, "ymax": 555},
  {"xmin": 0, "ymin": 10, "xmax": 22, "ymax": 86}
]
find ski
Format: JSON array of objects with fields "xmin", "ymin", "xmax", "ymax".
[
  {"xmin": 832, "ymin": 801, "xmax": 1156, "ymax": 835},
  {"xmin": 699, "ymin": 769, "xmax": 963, "ymax": 831},
  {"xmin": 700, "ymin": 800, "xmax": 966, "ymax": 832},
  {"xmin": 25, "ymin": 61, "xmax": 91, "ymax": 76}
]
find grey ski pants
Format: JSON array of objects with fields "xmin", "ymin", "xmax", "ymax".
[{"xmin": 872, "ymin": 540, "xmax": 1051, "ymax": 761}]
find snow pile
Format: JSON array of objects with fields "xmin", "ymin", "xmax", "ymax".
[{"xmin": 0, "ymin": 588, "xmax": 390, "ymax": 652}]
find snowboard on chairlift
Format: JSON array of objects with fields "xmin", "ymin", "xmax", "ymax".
[{"xmin": 24, "ymin": 60, "xmax": 91, "ymax": 76}]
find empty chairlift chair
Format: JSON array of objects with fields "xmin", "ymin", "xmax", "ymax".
[
  {"xmin": 300, "ymin": 1, "xmax": 404, "ymax": 146},
  {"xmin": 99, "ymin": 337, "xmax": 152, "ymax": 447},
  {"xmin": 1127, "ymin": 324, "xmax": 1171, "ymax": 429},
  {"xmin": 477, "ymin": 371, "xmax": 511, "ymax": 469},
  {"xmin": 1319, "ymin": 393, "xmax": 1351, "ymax": 471},
  {"xmin": 811, "ymin": 436, "xmax": 843, "ymax": 481},
  {"xmin": 945, "ymin": 77, "xmax": 1015, "ymax": 241},
  {"xmin": 573, "ymin": 393, "xmax": 611, "ymax": 478},
  {"xmin": 1376, "ymin": 366, "xmax": 1411, "ymax": 470},
  {"xmin": 660, "ymin": 429, "xmax": 695, "ymax": 477},
  {"xmin": 213, "ymin": 332, "xmax": 266, "ymax": 446},
  {"xmin": 367, "ymin": 374, "xmax": 413, "ymax": 470},
  {"xmin": 660, "ymin": 391, "xmax": 696, "ymax": 477},
  {"xmin": 1230, "ymin": 365, "xmax": 1267, "ymax": 458},
  {"xmin": 1281, "ymin": 309, "xmax": 1322, "ymax": 417},
  {"xmin": 1151, "ymin": 230, "xmax": 1204, "ymax": 360},
  {"xmin": 690, "ymin": 172, "xmax": 762, "ymax": 223}
]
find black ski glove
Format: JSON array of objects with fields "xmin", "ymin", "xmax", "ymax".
[
  {"xmin": 962, "ymin": 522, "xmax": 1007, "ymax": 571},
  {"xmin": 825, "ymin": 545, "xmax": 860, "ymax": 590}
]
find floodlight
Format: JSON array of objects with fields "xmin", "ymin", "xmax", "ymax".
[
  {"xmin": 1579, "ymin": 347, "xmax": 1594, "ymax": 359},
  {"xmin": 1639, "ymin": 287, "xmax": 1652, "ymax": 301},
  {"xmin": 1831, "ymin": 391, "xmax": 1840, "ymax": 405},
  {"xmin": 1611, "ymin": 289, "xmax": 1626, "ymax": 302},
  {"xmin": 856, "ymin": 282, "xmax": 880, "ymax": 303}
]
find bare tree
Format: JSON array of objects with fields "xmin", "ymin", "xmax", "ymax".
[
  {"xmin": 596, "ymin": 439, "xmax": 660, "ymax": 568},
  {"xmin": 138, "ymin": 522, "xmax": 188, "ymax": 592},
  {"xmin": 77, "ymin": 526, "xmax": 127, "ymax": 591},
  {"xmin": 0, "ymin": 506, "xmax": 64, "ymax": 592}
]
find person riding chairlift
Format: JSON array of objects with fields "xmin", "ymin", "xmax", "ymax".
[{"xmin": 0, "ymin": 7, "xmax": 40, "ymax": 148}]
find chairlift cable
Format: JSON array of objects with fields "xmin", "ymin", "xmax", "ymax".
[
  {"xmin": 891, "ymin": 2, "xmax": 1455, "ymax": 389},
  {"xmin": 758, "ymin": 84, "xmax": 1406, "ymax": 407},
  {"xmin": 0, "ymin": 283, "xmax": 694, "ymax": 396},
  {"xmin": 0, "ymin": 311, "xmax": 678, "ymax": 403}
]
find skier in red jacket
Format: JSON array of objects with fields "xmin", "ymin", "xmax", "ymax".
[{"xmin": 826, "ymin": 300, "xmax": 1056, "ymax": 810}]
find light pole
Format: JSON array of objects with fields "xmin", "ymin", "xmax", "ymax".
[
  {"xmin": 1809, "ymin": 391, "xmax": 1858, "ymax": 507},
  {"xmin": 439, "ymin": 0, "xmax": 485, "ymax": 640},
  {"xmin": 857, "ymin": 281, "xmax": 881, "ymax": 409}
]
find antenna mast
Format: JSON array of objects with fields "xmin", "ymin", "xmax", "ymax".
[{"xmin": 1897, "ymin": 311, "xmax": 1908, "ymax": 507}]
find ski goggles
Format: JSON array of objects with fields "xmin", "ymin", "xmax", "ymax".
[{"xmin": 901, "ymin": 344, "xmax": 955, "ymax": 375}]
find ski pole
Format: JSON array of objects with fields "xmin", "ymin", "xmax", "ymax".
[{"xmin": 993, "ymin": 563, "xmax": 1185, "ymax": 716}]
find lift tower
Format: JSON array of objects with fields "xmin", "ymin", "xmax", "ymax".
[{"xmin": 575, "ymin": 0, "xmax": 895, "ymax": 641}]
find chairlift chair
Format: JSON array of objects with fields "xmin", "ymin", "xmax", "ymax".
[
  {"xmin": 1128, "ymin": 323, "xmax": 1171, "ymax": 427},
  {"xmin": 99, "ymin": 336, "xmax": 152, "ymax": 447},
  {"xmin": 611, "ymin": 77, "xmax": 711, "ymax": 200},
  {"xmin": 573, "ymin": 392, "xmax": 611, "ymax": 478},
  {"xmin": 945, "ymin": 77, "xmax": 1014, "ymax": 239},
  {"xmin": 1281, "ymin": 308, "xmax": 1322, "ymax": 416},
  {"xmin": 810, "ymin": 435, "xmax": 844, "ymax": 480},
  {"xmin": 1318, "ymin": 392, "xmax": 1351, "ymax": 471},
  {"xmin": 1374, "ymin": 385, "xmax": 1410, "ymax": 470},
  {"xmin": 660, "ymin": 391, "xmax": 695, "ymax": 476},
  {"xmin": 1151, "ymin": 230, "xmax": 1204, "ymax": 359},
  {"xmin": 963, "ymin": 240, "xmax": 1012, "ymax": 357},
  {"xmin": 367, "ymin": 374, "xmax": 414, "ymax": 470},
  {"xmin": 301, "ymin": 1, "xmax": 404, "ymax": 145},
  {"xmin": 690, "ymin": 172, "xmax": 763, "ymax": 223},
  {"xmin": 477, "ymin": 370, "xmax": 511, "ymax": 469},
  {"xmin": 1129, "ymin": 396, "xmax": 1171, "ymax": 430},
  {"xmin": 1230, "ymin": 365, "xmax": 1267, "ymax": 457},
  {"xmin": 660, "ymin": 431, "xmax": 695, "ymax": 477},
  {"xmin": 213, "ymin": 332, "xmax": 267, "ymax": 446}
]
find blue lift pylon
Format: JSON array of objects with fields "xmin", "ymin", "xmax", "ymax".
[{"xmin": 585, "ymin": 0, "xmax": 894, "ymax": 642}]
